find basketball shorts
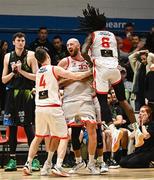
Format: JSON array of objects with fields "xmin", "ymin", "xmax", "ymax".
[
  {"xmin": 62, "ymin": 100, "xmax": 96, "ymax": 126},
  {"xmin": 35, "ymin": 106, "xmax": 68, "ymax": 139},
  {"xmin": 93, "ymin": 64, "xmax": 121, "ymax": 94}
]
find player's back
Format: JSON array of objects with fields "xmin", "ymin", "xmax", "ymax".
[
  {"xmin": 90, "ymin": 30, "xmax": 118, "ymax": 68},
  {"xmin": 35, "ymin": 65, "xmax": 61, "ymax": 106}
]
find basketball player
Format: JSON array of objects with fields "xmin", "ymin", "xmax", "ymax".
[
  {"xmin": 2, "ymin": 32, "xmax": 40, "ymax": 171},
  {"xmin": 22, "ymin": 48, "xmax": 92, "ymax": 176},
  {"xmin": 80, "ymin": 4, "xmax": 144, "ymax": 150},
  {"xmin": 57, "ymin": 38, "xmax": 100, "ymax": 175}
]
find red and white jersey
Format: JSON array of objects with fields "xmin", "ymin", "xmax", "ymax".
[
  {"xmin": 90, "ymin": 30, "xmax": 119, "ymax": 68},
  {"xmin": 35, "ymin": 65, "xmax": 61, "ymax": 106},
  {"xmin": 63, "ymin": 56, "xmax": 93, "ymax": 103}
]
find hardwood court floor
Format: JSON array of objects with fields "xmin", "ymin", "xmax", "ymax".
[{"xmin": 0, "ymin": 168, "xmax": 154, "ymax": 180}]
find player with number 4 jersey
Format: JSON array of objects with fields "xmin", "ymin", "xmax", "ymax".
[{"xmin": 23, "ymin": 47, "xmax": 92, "ymax": 176}]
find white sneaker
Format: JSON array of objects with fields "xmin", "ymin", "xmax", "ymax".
[
  {"xmin": 112, "ymin": 129, "xmax": 123, "ymax": 152},
  {"xmin": 100, "ymin": 162, "xmax": 109, "ymax": 173},
  {"xmin": 135, "ymin": 129, "xmax": 144, "ymax": 148},
  {"xmin": 69, "ymin": 161, "xmax": 86, "ymax": 174},
  {"xmin": 87, "ymin": 163, "xmax": 100, "ymax": 175},
  {"xmin": 23, "ymin": 161, "xmax": 32, "ymax": 176},
  {"xmin": 41, "ymin": 161, "xmax": 52, "ymax": 176},
  {"xmin": 51, "ymin": 165, "xmax": 70, "ymax": 177}
]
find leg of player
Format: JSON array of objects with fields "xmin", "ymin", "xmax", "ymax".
[
  {"xmin": 96, "ymin": 124, "xmax": 109, "ymax": 173},
  {"xmin": 69, "ymin": 126, "xmax": 86, "ymax": 174},
  {"xmin": 96, "ymin": 93, "xmax": 123, "ymax": 153},
  {"xmin": 86, "ymin": 122, "xmax": 100, "ymax": 175},
  {"xmin": 23, "ymin": 137, "xmax": 43, "ymax": 175},
  {"xmin": 113, "ymin": 81, "xmax": 144, "ymax": 148},
  {"xmin": 51, "ymin": 139, "xmax": 70, "ymax": 177},
  {"xmin": 41, "ymin": 138, "xmax": 60, "ymax": 176}
]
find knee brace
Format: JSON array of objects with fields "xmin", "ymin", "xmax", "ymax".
[{"xmin": 71, "ymin": 127, "xmax": 82, "ymax": 150}]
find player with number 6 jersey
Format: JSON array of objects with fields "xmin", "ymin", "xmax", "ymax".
[
  {"xmin": 81, "ymin": 4, "xmax": 144, "ymax": 152},
  {"xmin": 90, "ymin": 30, "xmax": 118, "ymax": 69}
]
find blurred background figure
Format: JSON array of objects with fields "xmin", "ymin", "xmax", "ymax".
[
  {"xmin": 29, "ymin": 27, "xmax": 53, "ymax": 60},
  {"xmin": 51, "ymin": 35, "xmax": 69, "ymax": 65},
  {"xmin": 121, "ymin": 22, "xmax": 134, "ymax": 53},
  {"xmin": 145, "ymin": 25, "xmax": 154, "ymax": 53},
  {"xmin": 0, "ymin": 40, "xmax": 9, "ymax": 116}
]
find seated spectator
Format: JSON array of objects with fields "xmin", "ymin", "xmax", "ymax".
[
  {"xmin": 51, "ymin": 35, "xmax": 69, "ymax": 65},
  {"xmin": 119, "ymin": 105, "xmax": 154, "ymax": 168},
  {"xmin": 29, "ymin": 27, "xmax": 53, "ymax": 59}
]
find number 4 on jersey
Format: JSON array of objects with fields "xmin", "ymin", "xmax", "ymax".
[{"xmin": 39, "ymin": 74, "xmax": 46, "ymax": 88}]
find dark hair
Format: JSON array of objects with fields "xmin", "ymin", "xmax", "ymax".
[
  {"xmin": 53, "ymin": 35, "xmax": 62, "ymax": 41},
  {"xmin": 0, "ymin": 40, "xmax": 8, "ymax": 49},
  {"xmin": 140, "ymin": 105, "xmax": 152, "ymax": 120},
  {"xmin": 12, "ymin": 32, "xmax": 26, "ymax": 41},
  {"xmin": 35, "ymin": 48, "xmax": 47, "ymax": 64},
  {"xmin": 79, "ymin": 4, "xmax": 107, "ymax": 32},
  {"xmin": 124, "ymin": 22, "xmax": 134, "ymax": 29},
  {"xmin": 132, "ymin": 33, "xmax": 140, "ymax": 38},
  {"xmin": 38, "ymin": 27, "xmax": 48, "ymax": 32}
]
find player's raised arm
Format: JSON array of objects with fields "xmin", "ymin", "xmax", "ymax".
[{"xmin": 81, "ymin": 34, "xmax": 93, "ymax": 64}]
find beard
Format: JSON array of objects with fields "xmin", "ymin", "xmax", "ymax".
[{"xmin": 70, "ymin": 48, "xmax": 78, "ymax": 57}]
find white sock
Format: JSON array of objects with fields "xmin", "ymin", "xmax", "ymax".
[
  {"xmin": 76, "ymin": 157, "xmax": 82, "ymax": 163},
  {"xmin": 46, "ymin": 151, "xmax": 54, "ymax": 164},
  {"xmin": 56, "ymin": 157, "xmax": 63, "ymax": 168},
  {"xmin": 27, "ymin": 157, "xmax": 33, "ymax": 165},
  {"xmin": 89, "ymin": 155, "xmax": 95, "ymax": 164},
  {"xmin": 97, "ymin": 156, "xmax": 104, "ymax": 163}
]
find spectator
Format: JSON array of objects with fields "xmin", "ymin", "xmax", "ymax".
[
  {"xmin": 29, "ymin": 27, "xmax": 53, "ymax": 59},
  {"xmin": 145, "ymin": 64, "xmax": 154, "ymax": 117},
  {"xmin": 51, "ymin": 35, "xmax": 69, "ymax": 65},
  {"xmin": 121, "ymin": 22, "xmax": 134, "ymax": 53},
  {"xmin": 145, "ymin": 25, "xmax": 154, "ymax": 53},
  {"xmin": 130, "ymin": 34, "xmax": 144, "ymax": 53},
  {"xmin": 119, "ymin": 105, "xmax": 154, "ymax": 168},
  {"xmin": 129, "ymin": 50, "xmax": 154, "ymax": 111},
  {"xmin": 0, "ymin": 40, "xmax": 9, "ymax": 114}
]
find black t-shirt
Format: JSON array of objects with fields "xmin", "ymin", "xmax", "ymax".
[
  {"xmin": 145, "ymin": 71, "xmax": 154, "ymax": 102},
  {"xmin": 29, "ymin": 38, "xmax": 53, "ymax": 59},
  {"xmin": 51, "ymin": 45, "xmax": 69, "ymax": 65},
  {"xmin": 136, "ymin": 121, "xmax": 154, "ymax": 153}
]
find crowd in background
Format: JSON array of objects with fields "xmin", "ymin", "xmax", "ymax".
[{"xmin": 0, "ymin": 22, "xmax": 154, "ymax": 170}]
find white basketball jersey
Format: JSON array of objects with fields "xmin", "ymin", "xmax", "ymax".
[
  {"xmin": 63, "ymin": 56, "xmax": 93, "ymax": 103},
  {"xmin": 90, "ymin": 30, "xmax": 119, "ymax": 68},
  {"xmin": 35, "ymin": 65, "xmax": 61, "ymax": 106}
]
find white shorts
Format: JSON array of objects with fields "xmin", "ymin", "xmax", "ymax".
[
  {"xmin": 93, "ymin": 96, "xmax": 101, "ymax": 123},
  {"xmin": 35, "ymin": 106, "xmax": 68, "ymax": 139},
  {"xmin": 62, "ymin": 100, "xmax": 96, "ymax": 126},
  {"xmin": 93, "ymin": 63, "xmax": 121, "ymax": 94}
]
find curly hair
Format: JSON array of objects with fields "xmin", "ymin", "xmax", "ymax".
[{"xmin": 79, "ymin": 4, "xmax": 107, "ymax": 32}]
